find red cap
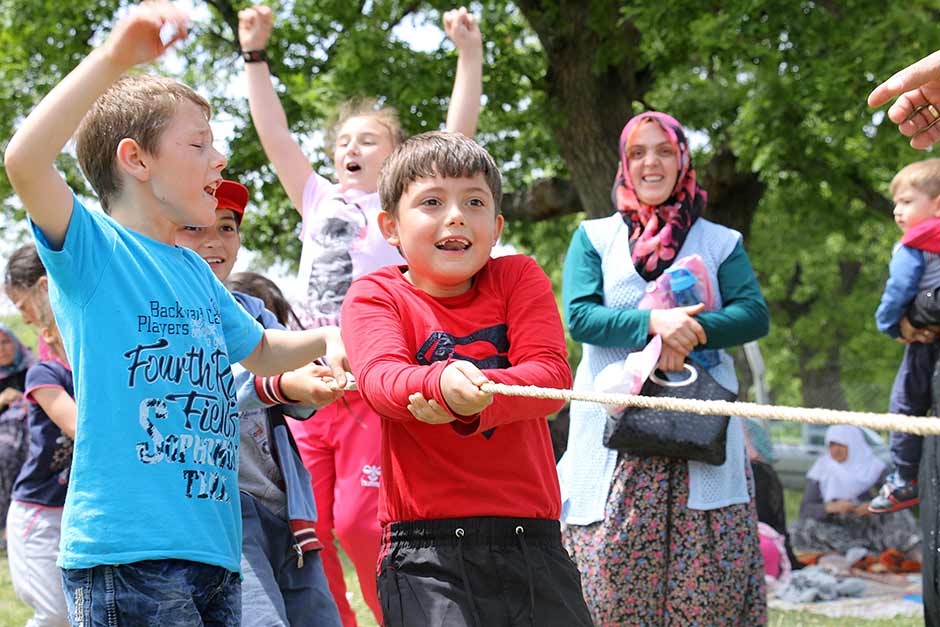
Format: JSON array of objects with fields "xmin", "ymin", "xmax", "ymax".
[{"xmin": 214, "ymin": 180, "xmax": 249, "ymax": 224}]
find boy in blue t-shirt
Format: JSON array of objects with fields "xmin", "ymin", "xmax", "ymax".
[{"xmin": 4, "ymin": 4, "xmax": 348, "ymax": 625}]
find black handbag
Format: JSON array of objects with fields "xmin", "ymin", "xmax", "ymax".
[{"xmin": 603, "ymin": 363, "xmax": 736, "ymax": 465}]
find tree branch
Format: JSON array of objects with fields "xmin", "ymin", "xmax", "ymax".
[
  {"xmin": 202, "ymin": 0, "xmax": 240, "ymax": 42},
  {"xmin": 699, "ymin": 145, "xmax": 765, "ymax": 239},
  {"xmin": 501, "ymin": 177, "xmax": 583, "ymax": 222},
  {"xmin": 851, "ymin": 174, "xmax": 893, "ymax": 218},
  {"xmin": 770, "ymin": 261, "xmax": 817, "ymax": 319},
  {"xmin": 202, "ymin": 22, "xmax": 235, "ymax": 52},
  {"xmin": 386, "ymin": 2, "xmax": 421, "ymax": 32}
]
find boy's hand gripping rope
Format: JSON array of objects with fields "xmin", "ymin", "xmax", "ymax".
[
  {"xmin": 477, "ymin": 382, "xmax": 940, "ymax": 436},
  {"xmin": 336, "ymin": 377, "xmax": 940, "ymax": 435}
]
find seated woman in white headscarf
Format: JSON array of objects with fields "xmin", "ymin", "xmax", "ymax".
[{"xmin": 789, "ymin": 425, "xmax": 920, "ymax": 555}]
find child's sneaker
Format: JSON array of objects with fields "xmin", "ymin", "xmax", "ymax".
[{"xmin": 869, "ymin": 471, "xmax": 919, "ymax": 513}]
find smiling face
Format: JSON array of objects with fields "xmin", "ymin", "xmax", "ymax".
[
  {"xmin": 379, "ymin": 173, "xmax": 503, "ymax": 297},
  {"xmin": 334, "ymin": 116, "xmax": 397, "ymax": 194},
  {"xmin": 892, "ymin": 183, "xmax": 940, "ymax": 232},
  {"xmin": 175, "ymin": 209, "xmax": 242, "ymax": 281},
  {"xmin": 147, "ymin": 99, "xmax": 227, "ymax": 228},
  {"xmin": 626, "ymin": 120, "xmax": 680, "ymax": 206}
]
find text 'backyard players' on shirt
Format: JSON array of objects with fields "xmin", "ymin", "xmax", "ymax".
[{"xmin": 31, "ymin": 195, "xmax": 264, "ymax": 572}]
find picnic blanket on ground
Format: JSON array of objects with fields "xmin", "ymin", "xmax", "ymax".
[{"xmin": 769, "ymin": 569, "xmax": 923, "ymax": 619}]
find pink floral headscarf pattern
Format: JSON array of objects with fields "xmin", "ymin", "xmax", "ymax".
[{"xmin": 612, "ymin": 112, "xmax": 707, "ymax": 281}]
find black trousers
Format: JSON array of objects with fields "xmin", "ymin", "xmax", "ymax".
[{"xmin": 377, "ymin": 516, "xmax": 594, "ymax": 627}]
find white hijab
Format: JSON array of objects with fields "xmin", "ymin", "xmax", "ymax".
[{"xmin": 806, "ymin": 425, "xmax": 887, "ymax": 502}]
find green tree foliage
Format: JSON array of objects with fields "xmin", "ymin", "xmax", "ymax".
[
  {"xmin": 1, "ymin": 0, "xmax": 937, "ymax": 411},
  {"xmin": 622, "ymin": 1, "xmax": 937, "ymax": 409}
]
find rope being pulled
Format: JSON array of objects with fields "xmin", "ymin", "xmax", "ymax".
[{"xmin": 479, "ymin": 382, "xmax": 940, "ymax": 436}]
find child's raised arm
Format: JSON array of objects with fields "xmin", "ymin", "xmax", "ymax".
[
  {"xmin": 239, "ymin": 5, "xmax": 313, "ymax": 213},
  {"xmin": 443, "ymin": 7, "xmax": 483, "ymax": 138},
  {"xmin": 4, "ymin": 3, "xmax": 189, "ymax": 248},
  {"xmin": 32, "ymin": 387, "xmax": 77, "ymax": 439}
]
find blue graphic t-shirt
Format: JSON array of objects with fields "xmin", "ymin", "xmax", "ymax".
[
  {"xmin": 12, "ymin": 360, "xmax": 74, "ymax": 507},
  {"xmin": 32, "ymin": 195, "xmax": 264, "ymax": 572}
]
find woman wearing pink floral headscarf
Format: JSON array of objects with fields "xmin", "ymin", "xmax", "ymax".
[
  {"xmin": 557, "ymin": 112, "xmax": 770, "ymax": 625},
  {"xmin": 613, "ymin": 111, "xmax": 707, "ymax": 281}
]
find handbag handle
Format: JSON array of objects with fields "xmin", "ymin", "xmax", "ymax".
[{"xmin": 648, "ymin": 363, "xmax": 698, "ymax": 387}]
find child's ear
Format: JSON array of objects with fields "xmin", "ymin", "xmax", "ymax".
[
  {"xmin": 115, "ymin": 138, "xmax": 150, "ymax": 182},
  {"xmin": 377, "ymin": 210, "xmax": 400, "ymax": 246},
  {"xmin": 493, "ymin": 214, "xmax": 505, "ymax": 244},
  {"xmin": 39, "ymin": 324, "xmax": 56, "ymax": 348}
]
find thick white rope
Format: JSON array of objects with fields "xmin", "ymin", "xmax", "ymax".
[{"xmin": 479, "ymin": 382, "xmax": 940, "ymax": 436}]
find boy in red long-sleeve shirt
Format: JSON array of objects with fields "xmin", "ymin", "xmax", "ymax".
[{"xmin": 341, "ymin": 131, "xmax": 592, "ymax": 627}]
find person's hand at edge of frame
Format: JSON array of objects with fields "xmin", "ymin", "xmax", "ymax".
[{"xmin": 869, "ymin": 50, "xmax": 940, "ymax": 149}]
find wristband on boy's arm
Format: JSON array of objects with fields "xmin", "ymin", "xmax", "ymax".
[
  {"xmin": 241, "ymin": 49, "xmax": 268, "ymax": 64},
  {"xmin": 253, "ymin": 374, "xmax": 299, "ymax": 405}
]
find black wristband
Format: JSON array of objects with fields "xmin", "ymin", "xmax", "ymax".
[{"xmin": 242, "ymin": 49, "xmax": 268, "ymax": 64}]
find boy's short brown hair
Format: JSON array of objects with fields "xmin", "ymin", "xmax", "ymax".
[
  {"xmin": 75, "ymin": 75, "xmax": 211, "ymax": 213},
  {"xmin": 378, "ymin": 132, "xmax": 502, "ymax": 216},
  {"xmin": 890, "ymin": 158, "xmax": 940, "ymax": 198}
]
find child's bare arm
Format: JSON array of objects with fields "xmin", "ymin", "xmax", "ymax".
[
  {"xmin": 32, "ymin": 387, "xmax": 77, "ymax": 439},
  {"xmin": 278, "ymin": 362, "xmax": 345, "ymax": 407},
  {"xmin": 239, "ymin": 5, "xmax": 313, "ymax": 213},
  {"xmin": 443, "ymin": 7, "xmax": 483, "ymax": 138},
  {"xmin": 4, "ymin": 3, "xmax": 189, "ymax": 248},
  {"xmin": 241, "ymin": 325, "xmax": 348, "ymax": 384}
]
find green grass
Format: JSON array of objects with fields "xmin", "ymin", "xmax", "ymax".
[
  {"xmin": 0, "ymin": 551, "xmax": 32, "ymax": 626},
  {"xmin": 785, "ymin": 486, "xmax": 802, "ymax": 524},
  {"xmin": 337, "ymin": 546, "xmax": 380, "ymax": 627},
  {"xmin": 767, "ymin": 610, "xmax": 920, "ymax": 626},
  {"xmin": 0, "ymin": 546, "xmax": 921, "ymax": 627}
]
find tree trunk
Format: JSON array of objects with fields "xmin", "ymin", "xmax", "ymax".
[
  {"xmin": 798, "ymin": 344, "xmax": 850, "ymax": 410},
  {"xmin": 517, "ymin": 0, "xmax": 644, "ymax": 218},
  {"xmin": 516, "ymin": 0, "xmax": 766, "ymax": 240}
]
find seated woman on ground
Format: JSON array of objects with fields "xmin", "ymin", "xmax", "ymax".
[
  {"xmin": 0, "ymin": 323, "xmax": 36, "ymax": 547},
  {"xmin": 789, "ymin": 424, "xmax": 920, "ymax": 557}
]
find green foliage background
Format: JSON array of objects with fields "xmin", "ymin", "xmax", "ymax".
[{"xmin": 2, "ymin": 0, "xmax": 938, "ymax": 412}]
